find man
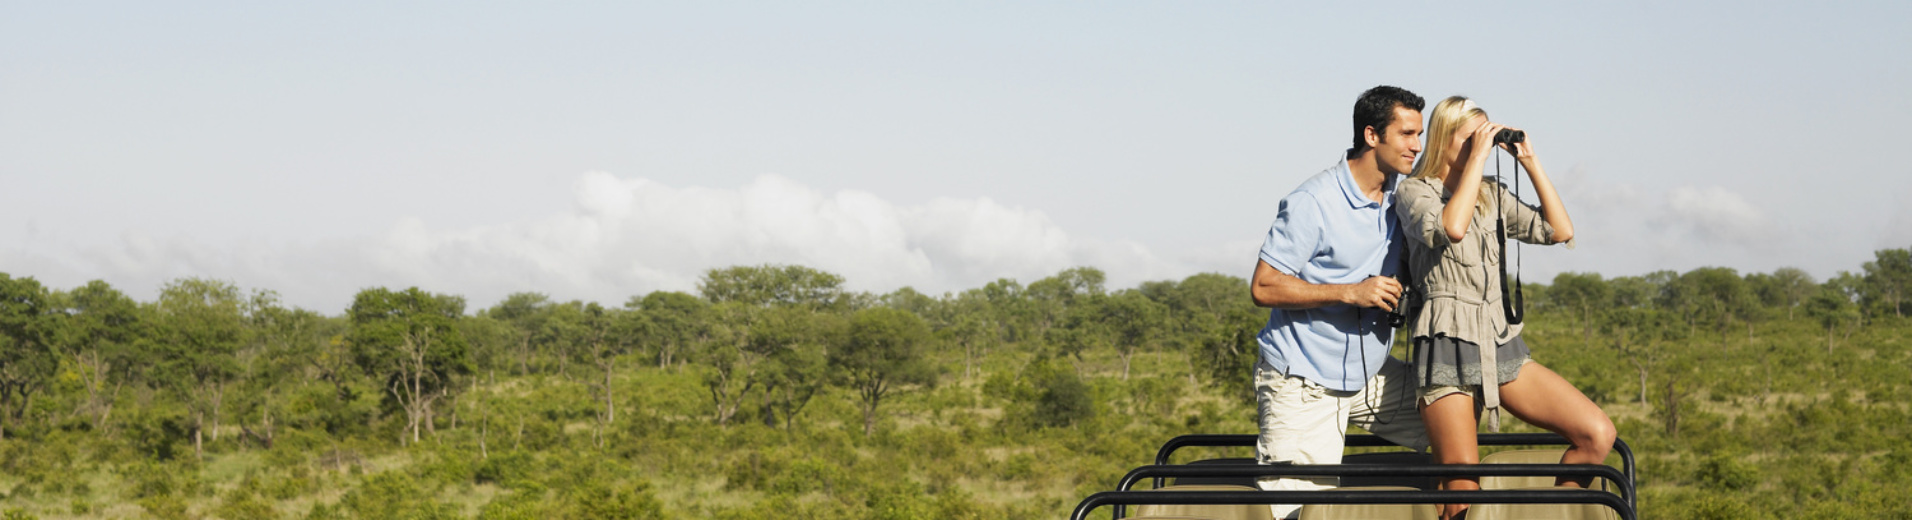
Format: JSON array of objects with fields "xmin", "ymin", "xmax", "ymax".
[{"xmin": 1248, "ymin": 85, "xmax": 1429, "ymax": 519}]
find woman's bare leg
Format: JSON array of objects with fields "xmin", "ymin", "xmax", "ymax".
[
  {"xmin": 1422, "ymin": 392, "xmax": 1481, "ymax": 519},
  {"xmin": 1497, "ymin": 362, "xmax": 1617, "ymax": 487}
]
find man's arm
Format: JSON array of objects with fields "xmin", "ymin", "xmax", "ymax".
[{"xmin": 1250, "ymin": 259, "xmax": 1401, "ymax": 311}]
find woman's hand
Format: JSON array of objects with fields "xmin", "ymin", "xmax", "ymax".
[
  {"xmin": 1498, "ymin": 125, "xmax": 1537, "ymax": 161},
  {"xmin": 1467, "ymin": 121, "xmax": 1507, "ymax": 168}
]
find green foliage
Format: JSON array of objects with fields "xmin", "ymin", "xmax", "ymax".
[
  {"xmin": 628, "ymin": 291, "xmax": 708, "ymax": 369},
  {"xmin": 473, "ymin": 451, "xmax": 536, "ymax": 488},
  {"xmin": 347, "ymin": 287, "xmax": 472, "ymax": 444},
  {"xmin": 0, "ymin": 273, "xmax": 57, "ymax": 441},
  {"xmin": 834, "ymin": 307, "xmax": 934, "ymax": 436},
  {"xmin": 334, "ymin": 471, "xmax": 459, "ymax": 520},
  {"xmin": 1031, "ymin": 359, "xmax": 1094, "ymax": 428},
  {"xmin": 5, "ymin": 256, "xmax": 1912, "ymax": 518},
  {"xmin": 567, "ymin": 481, "xmax": 667, "ymax": 520},
  {"xmin": 215, "ymin": 478, "xmax": 282, "ymax": 520},
  {"xmin": 1696, "ymin": 454, "xmax": 1758, "ymax": 491},
  {"xmin": 866, "ymin": 479, "xmax": 935, "ymax": 520},
  {"xmin": 1861, "ymin": 248, "xmax": 1912, "ymax": 317},
  {"xmin": 698, "ymin": 264, "xmax": 846, "ymax": 309}
]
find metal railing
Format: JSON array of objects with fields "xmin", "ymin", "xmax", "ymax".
[
  {"xmin": 1101, "ymin": 432, "xmax": 1640, "ymax": 518},
  {"xmin": 1077, "ymin": 487, "xmax": 1634, "ymax": 520},
  {"xmin": 1118, "ymin": 462, "xmax": 1632, "ymax": 504},
  {"xmin": 1150, "ymin": 432, "xmax": 1636, "ymax": 500}
]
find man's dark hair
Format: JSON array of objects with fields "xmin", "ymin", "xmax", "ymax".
[{"xmin": 1349, "ymin": 85, "xmax": 1424, "ymax": 158}]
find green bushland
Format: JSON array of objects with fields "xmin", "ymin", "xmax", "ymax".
[{"xmin": 0, "ymin": 252, "xmax": 1910, "ymax": 518}]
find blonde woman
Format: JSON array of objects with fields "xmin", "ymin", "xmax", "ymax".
[{"xmin": 1394, "ymin": 96, "xmax": 1614, "ymax": 520}]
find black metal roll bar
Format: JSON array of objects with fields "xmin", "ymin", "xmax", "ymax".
[
  {"xmin": 1150, "ymin": 432, "xmax": 1636, "ymax": 497},
  {"xmin": 1117, "ymin": 462, "xmax": 1632, "ymax": 505},
  {"xmin": 1076, "ymin": 487, "xmax": 1635, "ymax": 520}
]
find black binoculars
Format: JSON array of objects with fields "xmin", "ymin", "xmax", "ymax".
[{"xmin": 1492, "ymin": 128, "xmax": 1525, "ymax": 145}]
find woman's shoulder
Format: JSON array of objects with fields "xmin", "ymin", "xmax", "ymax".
[{"xmin": 1395, "ymin": 176, "xmax": 1445, "ymax": 200}]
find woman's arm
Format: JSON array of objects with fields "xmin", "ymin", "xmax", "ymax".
[
  {"xmin": 1507, "ymin": 136, "xmax": 1573, "ymax": 244},
  {"xmin": 1439, "ymin": 122, "xmax": 1507, "ymax": 242}
]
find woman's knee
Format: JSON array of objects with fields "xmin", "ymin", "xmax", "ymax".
[
  {"xmin": 1572, "ymin": 414, "xmax": 1617, "ymax": 455},
  {"xmin": 1433, "ymin": 449, "xmax": 1479, "ymax": 465}
]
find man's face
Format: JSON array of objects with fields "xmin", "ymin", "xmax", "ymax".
[{"xmin": 1369, "ymin": 106, "xmax": 1424, "ymax": 175}]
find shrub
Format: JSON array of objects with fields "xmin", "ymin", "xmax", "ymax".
[
  {"xmin": 335, "ymin": 471, "xmax": 458, "ymax": 520},
  {"xmin": 474, "ymin": 451, "xmax": 537, "ymax": 488},
  {"xmin": 1697, "ymin": 454, "xmax": 1759, "ymax": 491},
  {"xmin": 567, "ymin": 481, "xmax": 666, "ymax": 520},
  {"xmin": 137, "ymin": 495, "xmax": 191, "ymax": 520},
  {"xmin": 866, "ymin": 479, "xmax": 934, "ymax": 520},
  {"xmin": 1029, "ymin": 359, "xmax": 1093, "ymax": 428},
  {"xmin": 215, "ymin": 487, "xmax": 280, "ymax": 520}
]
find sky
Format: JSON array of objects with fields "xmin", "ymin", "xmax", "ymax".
[{"xmin": 3, "ymin": 2, "xmax": 1909, "ymax": 313}]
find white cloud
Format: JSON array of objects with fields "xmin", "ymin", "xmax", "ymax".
[
  {"xmin": 5, "ymin": 173, "xmax": 1239, "ymax": 311},
  {"xmin": 1515, "ymin": 177, "xmax": 1824, "ymax": 282},
  {"xmin": 1660, "ymin": 185, "xmax": 1770, "ymax": 249}
]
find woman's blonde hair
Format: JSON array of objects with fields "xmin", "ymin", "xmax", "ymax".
[{"xmin": 1411, "ymin": 95, "xmax": 1496, "ymax": 215}]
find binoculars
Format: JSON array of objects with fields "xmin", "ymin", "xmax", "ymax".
[{"xmin": 1492, "ymin": 128, "xmax": 1525, "ymax": 146}]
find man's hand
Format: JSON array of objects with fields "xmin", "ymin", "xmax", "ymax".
[{"xmin": 1342, "ymin": 276, "xmax": 1403, "ymax": 312}]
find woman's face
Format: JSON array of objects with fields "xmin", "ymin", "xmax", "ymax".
[{"xmin": 1445, "ymin": 114, "xmax": 1487, "ymax": 174}]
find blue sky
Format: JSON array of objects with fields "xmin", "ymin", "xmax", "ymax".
[{"xmin": 4, "ymin": 2, "xmax": 1909, "ymax": 311}]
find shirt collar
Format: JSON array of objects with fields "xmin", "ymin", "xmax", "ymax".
[{"xmin": 1333, "ymin": 157, "xmax": 1390, "ymax": 209}]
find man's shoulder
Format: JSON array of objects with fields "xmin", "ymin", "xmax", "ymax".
[{"xmin": 1284, "ymin": 166, "xmax": 1343, "ymax": 202}]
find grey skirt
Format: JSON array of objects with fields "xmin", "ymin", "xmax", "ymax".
[{"xmin": 1411, "ymin": 335, "xmax": 1531, "ymax": 389}]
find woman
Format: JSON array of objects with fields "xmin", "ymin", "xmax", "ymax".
[{"xmin": 1394, "ymin": 96, "xmax": 1615, "ymax": 520}]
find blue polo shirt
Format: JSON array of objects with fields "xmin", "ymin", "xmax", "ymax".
[{"xmin": 1255, "ymin": 157, "xmax": 1403, "ymax": 392}]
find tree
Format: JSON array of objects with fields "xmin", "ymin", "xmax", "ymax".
[
  {"xmin": 1027, "ymin": 267, "xmax": 1105, "ymax": 303},
  {"xmin": 699, "ymin": 302, "xmax": 770, "ymax": 426},
  {"xmin": 753, "ymin": 306, "xmax": 832, "ymax": 430},
  {"xmin": 1141, "ymin": 273, "xmax": 1261, "ymax": 393},
  {"xmin": 539, "ymin": 301, "xmax": 589, "ymax": 380},
  {"xmin": 44, "ymin": 280, "xmax": 142, "ymax": 433},
  {"xmin": 1100, "ymin": 290, "xmax": 1168, "ymax": 380},
  {"xmin": 1047, "ymin": 293, "xmax": 1109, "ymax": 372},
  {"xmin": 347, "ymin": 287, "xmax": 472, "ymax": 445},
  {"xmin": 1861, "ymin": 248, "xmax": 1912, "ymax": 318},
  {"xmin": 833, "ymin": 307, "xmax": 934, "ymax": 436},
  {"xmin": 698, "ymin": 265, "xmax": 846, "ymax": 309},
  {"xmin": 1608, "ymin": 272, "xmax": 1670, "ymax": 309},
  {"xmin": 556, "ymin": 301, "xmax": 628, "ymax": 447},
  {"xmin": 630, "ymin": 291, "xmax": 708, "ymax": 370},
  {"xmin": 1026, "ymin": 267, "xmax": 1106, "ymax": 341},
  {"xmin": 1550, "ymin": 272, "xmax": 1611, "ymax": 347},
  {"xmin": 1805, "ymin": 282, "xmax": 1860, "ymax": 352},
  {"xmin": 973, "ymin": 278, "xmax": 1029, "ymax": 343},
  {"xmin": 1604, "ymin": 306, "xmax": 1681, "ymax": 407},
  {"xmin": 938, "ymin": 292, "xmax": 993, "ymax": 381},
  {"xmin": 238, "ymin": 296, "xmax": 335, "ymax": 449},
  {"xmin": 153, "ymin": 278, "xmax": 249, "ymax": 459},
  {"xmin": 1027, "ymin": 355, "xmax": 1093, "ymax": 428},
  {"xmin": 1660, "ymin": 267, "xmax": 1757, "ymax": 344},
  {"xmin": 878, "ymin": 287, "xmax": 937, "ymax": 317},
  {"xmin": 458, "ymin": 314, "xmax": 518, "ymax": 379},
  {"xmin": 455, "ymin": 313, "xmax": 515, "ymax": 458},
  {"xmin": 483, "ymin": 292, "xmax": 553, "ymax": 376},
  {"xmin": 0, "ymin": 273, "xmax": 56, "ymax": 441},
  {"xmin": 1749, "ymin": 267, "xmax": 1817, "ymax": 320}
]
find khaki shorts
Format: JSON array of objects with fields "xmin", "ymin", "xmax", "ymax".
[{"xmin": 1418, "ymin": 358, "xmax": 1534, "ymax": 407}]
